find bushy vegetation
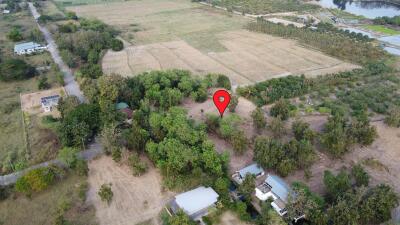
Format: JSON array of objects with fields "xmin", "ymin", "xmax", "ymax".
[
  {"xmin": 247, "ymin": 19, "xmax": 386, "ymax": 65},
  {"xmin": 98, "ymin": 183, "xmax": 113, "ymax": 205},
  {"xmin": 209, "ymin": 0, "xmax": 319, "ymax": 14},
  {"xmin": 206, "ymin": 114, "xmax": 249, "ymax": 154},
  {"xmin": 0, "ymin": 59, "xmax": 36, "ymax": 81},
  {"xmin": 254, "ymin": 136, "xmax": 316, "ymax": 176},
  {"xmin": 373, "ymin": 15, "xmax": 400, "ymax": 26},
  {"xmin": 320, "ymin": 113, "xmax": 377, "ymax": 158},
  {"xmin": 15, "ymin": 166, "xmax": 63, "ymax": 196}
]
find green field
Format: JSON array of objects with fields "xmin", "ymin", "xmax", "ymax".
[
  {"xmin": 0, "ymin": 174, "xmax": 97, "ymax": 225},
  {"xmin": 362, "ymin": 25, "xmax": 400, "ymax": 35}
]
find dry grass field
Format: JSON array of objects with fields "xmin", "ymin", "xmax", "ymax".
[
  {"xmin": 102, "ymin": 30, "xmax": 358, "ymax": 86},
  {"xmin": 68, "ymin": 0, "xmax": 358, "ymax": 86},
  {"xmin": 86, "ymin": 156, "xmax": 175, "ymax": 225}
]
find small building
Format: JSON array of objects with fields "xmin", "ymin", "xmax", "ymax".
[
  {"xmin": 3, "ymin": 9, "xmax": 10, "ymax": 14},
  {"xmin": 232, "ymin": 163, "xmax": 265, "ymax": 184},
  {"xmin": 255, "ymin": 174, "xmax": 291, "ymax": 216},
  {"xmin": 14, "ymin": 42, "xmax": 47, "ymax": 55},
  {"xmin": 115, "ymin": 102, "xmax": 129, "ymax": 110},
  {"xmin": 41, "ymin": 95, "xmax": 60, "ymax": 112},
  {"xmin": 169, "ymin": 186, "xmax": 219, "ymax": 221}
]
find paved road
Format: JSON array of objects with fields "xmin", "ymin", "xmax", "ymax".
[
  {"xmin": 28, "ymin": 2, "xmax": 86, "ymax": 103},
  {"xmin": 0, "ymin": 140, "xmax": 102, "ymax": 186}
]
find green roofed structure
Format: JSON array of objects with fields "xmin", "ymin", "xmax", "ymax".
[{"xmin": 116, "ymin": 102, "xmax": 129, "ymax": 110}]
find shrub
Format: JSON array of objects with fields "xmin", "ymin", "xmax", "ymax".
[
  {"xmin": 7, "ymin": 28, "xmax": 23, "ymax": 41},
  {"xmin": 351, "ymin": 164, "xmax": 369, "ymax": 187},
  {"xmin": 270, "ymin": 98, "xmax": 290, "ymax": 120},
  {"xmin": 74, "ymin": 159, "xmax": 89, "ymax": 176},
  {"xmin": 111, "ymin": 38, "xmax": 123, "ymax": 51},
  {"xmin": 15, "ymin": 167, "xmax": 57, "ymax": 195},
  {"xmin": 251, "ymin": 107, "xmax": 266, "ymax": 130},
  {"xmin": 230, "ymin": 130, "xmax": 248, "ymax": 154},
  {"xmin": 38, "ymin": 76, "xmax": 50, "ymax": 90},
  {"xmin": 385, "ymin": 107, "xmax": 400, "ymax": 127},
  {"xmin": 228, "ymin": 95, "xmax": 239, "ymax": 112},
  {"xmin": 128, "ymin": 152, "xmax": 148, "ymax": 176},
  {"xmin": 98, "ymin": 183, "xmax": 113, "ymax": 204},
  {"xmin": 216, "ymin": 74, "xmax": 231, "ymax": 90}
]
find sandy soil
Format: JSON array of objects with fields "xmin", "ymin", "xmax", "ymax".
[
  {"xmin": 86, "ymin": 156, "xmax": 175, "ymax": 225},
  {"xmin": 218, "ymin": 211, "xmax": 252, "ymax": 225},
  {"xmin": 102, "ymin": 30, "xmax": 359, "ymax": 86},
  {"xmin": 20, "ymin": 87, "xmax": 65, "ymax": 116}
]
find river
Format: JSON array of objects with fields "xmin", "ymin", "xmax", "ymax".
[{"xmin": 318, "ymin": 0, "xmax": 400, "ymax": 18}]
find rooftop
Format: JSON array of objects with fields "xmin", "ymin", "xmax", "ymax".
[
  {"xmin": 174, "ymin": 186, "xmax": 219, "ymax": 216},
  {"xmin": 41, "ymin": 95, "xmax": 60, "ymax": 106},
  {"xmin": 265, "ymin": 175, "xmax": 291, "ymax": 202},
  {"xmin": 238, "ymin": 163, "xmax": 264, "ymax": 178},
  {"xmin": 116, "ymin": 102, "xmax": 129, "ymax": 110},
  {"xmin": 14, "ymin": 42, "xmax": 42, "ymax": 52}
]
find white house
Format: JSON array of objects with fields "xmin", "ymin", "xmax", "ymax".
[
  {"xmin": 3, "ymin": 9, "xmax": 10, "ymax": 14},
  {"xmin": 41, "ymin": 95, "xmax": 60, "ymax": 112},
  {"xmin": 14, "ymin": 42, "xmax": 47, "ymax": 55},
  {"xmin": 255, "ymin": 174, "xmax": 291, "ymax": 216},
  {"xmin": 169, "ymin": 186, "xmax": 219, "ymax": 221},
  {"xmin": 232, "ymin": 163, "xmax": 265, "ymax": 185}
]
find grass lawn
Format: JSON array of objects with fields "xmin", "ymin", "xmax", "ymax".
[
  {"xmin": 0, "ymin": 174, "xmax": 97, "ymax": 225},
  {"xmin": 362, "ymin": 25, "xmax": 400, "ymax": 35}
]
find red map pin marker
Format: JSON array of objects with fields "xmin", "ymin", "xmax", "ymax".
[{"xmin": 213, "ymin": 90, "xmax": 231, "ymax": 118}]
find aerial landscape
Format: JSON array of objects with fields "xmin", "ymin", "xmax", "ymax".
[{"xmin": 0, "ymin": 0, "xmax": 400, "ymax": 224}]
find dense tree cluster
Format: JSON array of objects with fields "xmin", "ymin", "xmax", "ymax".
[
  {"xmin": 373, "ymin": 15, "xmax": 400, "ymax": 26},
  {"xmin": 0, "ymin": 59, "xmax": 36, "ymax": 81},
  {"xmin": 247, "ymin": 19, "xmax": 387, "ymax": 65},
  {"xmin": 320, "ymin": 113, "xmax": 377, "ymax": 158},
  {"xmin": 58, "ymin": 104, "xmax": 100, "ymax": 148},
  {"xmin": 254, "ymin": 136, "xmax": 316, "ymax": 176},
  {"xmin": 145, "ymin": 107, "xmax": 228, "ymax": 189},
  {"xmin": 206, "ymin": 114, "xmax": 249, "ymax": 154},
  {"xmin": 237, "ymin": 75, "xmax": 310, "ymax": 106}
]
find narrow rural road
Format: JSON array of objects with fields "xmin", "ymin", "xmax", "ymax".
[
  {"xmin": 0, "ymin": 4, "xmax": 103, "ymax": 186},
  {"xmin": 28, "ymin": 2, "xmax": 86, "ymax": 103}
]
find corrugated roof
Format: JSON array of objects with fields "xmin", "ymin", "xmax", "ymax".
[
  {"xmin": 238, "ymin": 163, "xmax": 264, "ymax": 178},
  {"xmin": 14, "ymin": 42, "xmax": 42, "ymax": 52},
  {"xmin": 266, "ymin": 175, "xmax": 290, "ymax": 202},
  {"xmin": 41, "ymin": 95, "xmax": 60, "ymax": 106},
  {"xmin": 174, "ymin": 186, "xmax": 219, "ymax": 216}
]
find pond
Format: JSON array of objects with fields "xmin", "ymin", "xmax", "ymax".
[{"xmin": 318, "ymin": 0, "xmax": 400, "ymax": 19}]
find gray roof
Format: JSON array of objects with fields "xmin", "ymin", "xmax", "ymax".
[
  {"xmin": 174, "ymin": 186, "xmax": 219, "ymax": 216},
  {"xmin": 41, "ymin": 95, "xmax": 60, "ymax": 106},
  {"xmin": 265, "ymin": 175, "xmax": 291, "ymax": 202},
  {"xmin": 14, "ymin": 42, "xmax": 42, "ymax": 52},
  {"xmin": 238, "ymin": 163, "xmax": 264, "ymax": 178}
]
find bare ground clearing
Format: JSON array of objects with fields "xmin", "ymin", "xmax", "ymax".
[
  {"xmin": 102, "ymin": 30, "xmax": 359, "ymax": 86},
  {"xmin": 86, "ymin": 156, "xmax": 175, "ymax": 225},
  {"xmin": 218, "ymin": 211, "xmax": 253, "ymax": 225},
  {"xmin": 20, "ymin": 87, "xmax": 65, "ymax": 116}
]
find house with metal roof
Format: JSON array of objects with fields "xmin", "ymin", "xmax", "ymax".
[
  {"xmin": 41, "ymin": 95, "xmax": 60, "ymax": 112},
  {"xmin": 14, "ymin": 42, "xmax": 47, "ymax": 55},
  {"xmin": 169, "ymin": 186, "xmax": 219, "ymax": 221},
  {"xmin": 255, "ymin": 174, "xmax": 292, "ymax": 216},
  {"xmin": 232, "ymin": 163, "xmax": 265, "ymax": 184}
]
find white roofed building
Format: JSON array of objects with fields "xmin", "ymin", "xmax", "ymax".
[
  {"xmin": 14, "ymin": 42, "xmax": 47, "ymax": 55},
  {"xmin": 169, "ymin": 186, "xmax": 219, "ymax": 221},
  {"xmin": 41, "ymin": 95, "xmax": 60, "ymax": 112}
]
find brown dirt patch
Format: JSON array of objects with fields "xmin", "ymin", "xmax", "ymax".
[
  {"xmin": 20, "ymin": 87, "xmax": 65, "ymax": 116},
  {"xmin": 86, "ymin": 156, "xmax": 175, "ymax": 225},
  {"xmin": 218, "ymin": 211, "xmax": 253, "ymax": 225}
]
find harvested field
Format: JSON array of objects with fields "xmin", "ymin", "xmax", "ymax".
[
  {"xmin": 86, "ymin": 156, "xmax": 175, "ymax": 225},
  {"xmin": 102, "ymin": 30, "xmax": 359, "ymax": 86},
  {"xmin": 69, "ymin": 0, "xmax": 357, "ymax": 85},
  {"xmin": 218, "ymin": 211, "xmax": 253, "ymax": 225}
]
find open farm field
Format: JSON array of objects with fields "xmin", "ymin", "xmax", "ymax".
[
  {"xmin": 86, "ymin": 156, "xmax": 175, "ymax": 225},
  {"xmin": 102, "ymin": 30, "xmax": 358, "ymax": 86},
  {"xmin": 69, "ymin": 0, "xmax": 358, "ymax": 85}
]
